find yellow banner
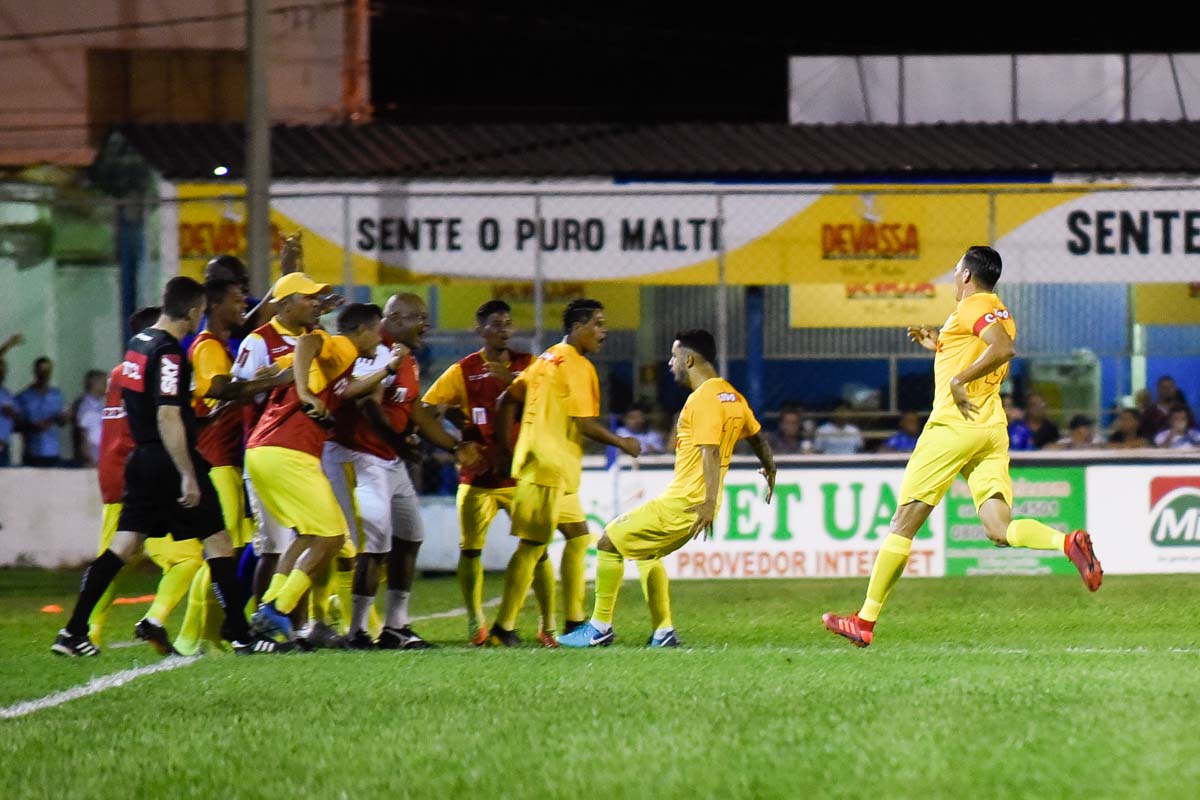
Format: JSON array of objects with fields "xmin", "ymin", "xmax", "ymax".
[
  {"xmin": 789, "ymin": 282, "xmax": 957, "ymax": 328},
  {"xmin": 1134, "ymin": 283, "xmax": 1200, "ymax": 325}
]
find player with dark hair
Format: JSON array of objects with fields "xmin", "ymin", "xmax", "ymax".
[
  {"xmin": 486, "ymin": 299, "xmax": 641, "ymax": 647},
  {"xmin": 53, "ymin": 277, "xmax": 282, "ymax": 656},
  {"xmin": 245, "ymin": 302, "xmax": 411, "ymax": 643},
  {"xmin": 422, "ymin": 299, "xmax": 568, "ymax": 646},
  {"xmin": 560, "ymin": 328, "xmax": 776, "ymax": 648},
  {"xmin": 824, "ymin": 246, "xmax": 1103, "ymax": 648}
]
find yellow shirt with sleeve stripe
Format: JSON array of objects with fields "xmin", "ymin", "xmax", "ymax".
[
  {"xmin": 190, "ymin": 335, "xmax": 232, "ymax": 410},
  {"xmin": 510, "ymin": 341, "xmax": 599, "ymax": 493},
  {"xmin": 929, "ymin": 292, "xmax": 1017, "ymax": 429},
  {"xmin": 269, "ymin": 329, "xmax": 359, "ymax": 394},
  {"xmin": 663, "ymin": 377, "xmax": 761, "ymax": 505},
  {"xmin": 421, "ymin": 361, "xmax": 467, "ymax": 415}
]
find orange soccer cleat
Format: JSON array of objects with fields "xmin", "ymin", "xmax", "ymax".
[
  {"xmin": 1065, "ymin": 530, "xmax": 1103, "ymax": 592},
  {"xmin": 822, "ymin": 612, "xmax": 874, "ymax": 648},
  {"xmin": 536, "ymin": 628, "xmax": 560, "ymax": 648}
]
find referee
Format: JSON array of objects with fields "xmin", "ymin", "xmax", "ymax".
[{"xmin": 52, "ymin": 277, "xmax": 287, "ymax": 657}]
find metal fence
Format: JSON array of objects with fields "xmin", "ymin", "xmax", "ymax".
[{"xmin": 3, "ymin": 182, "xmax": 1199, "ymax": 465}]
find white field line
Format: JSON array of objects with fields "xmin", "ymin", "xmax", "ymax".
[{"xmin": 2, "ymin": 595, "xmax": 503, "ymax": 720}]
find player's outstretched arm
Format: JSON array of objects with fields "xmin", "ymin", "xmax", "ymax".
[
  {"xmin": 576, "ymin": 416, "xmax": 641, "ymax": 457},
  {"xmin": 206, "ymin": 368, "xmax": 292, "ymax": 402},
  {"xmin": 906, "ymin": 325, "xmax": 939, "ymax": 351},
  {"xmin": 744, "ymin": 431, "xmax": 777, "ymax": 504}
]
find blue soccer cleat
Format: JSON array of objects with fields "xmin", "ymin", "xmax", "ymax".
[
  {"xmin": 250, "ymin": 601, "xmax": 294, "ymax": 641},
  {"xmin": 557, "ymin": 621, "xmax": 615, "ymax": 648},
  {"xmin": 646, "ymin": 629, "xmax": 681, "ymax": 648}
]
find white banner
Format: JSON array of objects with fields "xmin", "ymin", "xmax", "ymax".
[{"xmin": 1087, "ymin": 464, "xmax": 1200, "ymax": 574}]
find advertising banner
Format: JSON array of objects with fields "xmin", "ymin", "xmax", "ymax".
[
  {"xmin": 1087, "ymin": 465, "xmax": 1200, "ymax": 574},
  {"xmin": 944, "ymin": 467, "xmax": 1085, "ymax": 576}
]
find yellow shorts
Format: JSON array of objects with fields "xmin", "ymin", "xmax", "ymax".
[
  {"xmin": 898, "ymin": 422, "xmax": 1013, "ymax": 509},
  {"xmin": 510, "ymin": 479, "xmax": 561, "ymax": 545},
  {"xmin": 210, "ymin": 465, "xmax": 250, "ymax": 548},
  {"xmin": 245, "ymin": 446, "xmax": 349, "ymax": 539},
  {"xmin": 557, "ymin": 491, "xmax": 585, "ymax": 525},
  {"xmin": 457, "ymin": 484, "xmax": 515, "ymax": 551},
  {"xmin": 605, "ymin": 495, "xmax": 703, "ymax": 560},
  {"xmin": 99, "ymin": 503, "xmax": 203, "ymax": 568}
]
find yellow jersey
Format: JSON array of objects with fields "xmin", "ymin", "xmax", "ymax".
[
  {"xmin": 663, "ymin": 377, "xmax": 761, "ymax": 505},
  {"xmin": 929, "ymin": 292, "xmax": 1017, "ymax": 428},
  {"xmin": 510, "ymin": 341, "xmax": 600, "ymax": 492}
]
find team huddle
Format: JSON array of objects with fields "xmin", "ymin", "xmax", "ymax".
[{"xmin": 52, "ymin": 244, "xmax": 1103, "ymax": 658}]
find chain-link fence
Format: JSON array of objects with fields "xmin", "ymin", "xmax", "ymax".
[{"xmin": 3, "ymin": 182, "xmax": 1199, "ymax": 469}]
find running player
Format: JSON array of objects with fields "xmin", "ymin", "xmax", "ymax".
[
  {"xmin": 422, "ymin": 299, "xmax": 566, "ymax": 646},
  {"xmin": 325, "ymin": 293, "xmax": 482, "ymax": 650},
  {"xmin": 52, "ymin": 277, "xmax": 282, "ymax": 656},
  {"xmin": 87, "ymin": 306, "xmax": 203, "ymax": 652},
  {"xmin": 560, "ymin": 329, "xmax": 776, "ymax": 648},
  {"xmin": 486, "ymin": 299, "xmax": 641, "ymax": 647},
  {"xmin": 823, "ymin": 246, "xmax": 1104, "ymax": 648},
  {"xmin": 246, "ymin": 303, "xmax": 406, "ymax": 642}
]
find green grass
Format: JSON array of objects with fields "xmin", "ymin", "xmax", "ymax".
[{"xmin": 2, "ymin": 567, "xmax": 1198, "ymax": 799}]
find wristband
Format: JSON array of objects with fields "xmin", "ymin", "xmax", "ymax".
[{"xmin": 386, "ymin": 363, "xmax": 398, "ymax": 376}]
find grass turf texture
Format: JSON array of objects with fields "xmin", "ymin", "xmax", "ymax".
[{"xmin": 2, "ymin": 567, "xmax": 1198, "ymax": 799}]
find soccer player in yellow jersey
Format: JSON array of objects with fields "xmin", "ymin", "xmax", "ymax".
[
  {"xmin": 485, "ymin": 299, "xmax": 642, "ymax": 647},
  {"xmin": 824, "ymin": 246, "xmax": 1104, "ymax": 648},
  {"xmin": 560, "ymin": 328, "xmax": 777, "ymax": 648}
]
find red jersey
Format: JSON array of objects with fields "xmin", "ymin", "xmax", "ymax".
[
  {"xmin": 97, "ymin": 364, "xmax": 134, "ymax": 504},
  {"xmin": 233, "ymin": 319, "xmax": 299, "ymax": 438},
  {"xmin": 188, "ymin": 331, "xmax": 243, "ymax": 467},
  {"xmin": 422, "ymin": 349, "xmax": 532, "ymax": 488},
  {"xmin": 247, "ymin": 333, "xmax": 359, "ymax": 459},
  {"xmin": 334, "ymin": 346, "xmax": 418, "ymax": 462}
]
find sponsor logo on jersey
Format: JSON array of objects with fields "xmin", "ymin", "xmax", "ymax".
[
  {"xmin": 717, "ymin": 392, "xmax": 739, "ymax": 403},
  {"xmin": 160, "ymin": 355, "xmax": 181, "ymax": 396},
  {"xmin": 119, "ymin": 351, "xmax": 149, "ymax": 391}
]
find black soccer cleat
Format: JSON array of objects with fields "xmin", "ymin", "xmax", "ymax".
[
  {"xmin": 51, "ymin": 629, "xmax": 100, "ymax": 657},
  {"xmin": 345, "ymin": 630, "xmax": 376, "ymax": 650},
  {"xmin": 134, "ymin": 618, "xmax": 179, "ymax": 657},
  {"xmin": 485, "ymin": 623, "xmax": 521, "ymax": 649},
  {"xmin": 232, "ymin": 634, "xmax": 296, "ymax": 655},
  {"xmin": 376, "ymin": 625, "xmax": 437, "ymax": 650},
  {"xmin": 296, "ymin": 621, "xmax": 346, "ymax": 651}
]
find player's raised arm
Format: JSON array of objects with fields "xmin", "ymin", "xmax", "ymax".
[
  {"xmin": 906, "ymin": 325, "xmax": 940, "ymax": 351},
  {"xmin": 744, "ymin": 430, "xmax": 777, "ymax": 504}
]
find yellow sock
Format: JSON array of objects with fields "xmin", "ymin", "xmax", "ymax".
[
  {"xmin": 1006, "ymin": 518, "xmax": 1067, "ymax": 551},
  {"xmin": 592, "ymin": 550, "xmax": 625, "ymax": 625},
  {"xmin": 88, "ymin": 581, "xmax": 120, "ymax": 645},
  {"xmin": 274, "ymin": 569, "xmax": 313, "ymax": 615},
  {"xmin": 532, "ymin": 555, "xmax": 557, "ymax": 632},
  {"xmin": 262, "ymin": 572, "xmax": 287, "ymax": 603},
  {"xmin": 561, "ymin": 536, "xmax": 589, "ymax": 624},
  {"xmin": 493, "ymin": 541, "xmax": 544, "ymax": 631},
  {"xmin": 310, "ymin": 562, "xmax": 334, "ymax": 624},
  {"xmin": 173, "ymin": 565, "xmax": 211, "ymax": 655},
  {"xmin": 457, "ymin": 553, "xmax": 485, "ymax": 628},
  {"xmin": 146, "ymin": 558, "xmax": 203, "ymax": 622},
  {"xmin": 635, "ymin": 558, "xmax": 672, "ymax": 631},
  {"xmin": 334, "ymin": 565, "xmax": 354, "ymax": 633},
  {"xmin": 859, "ymin": 534, "xmax": 912, "ymax": 623}
]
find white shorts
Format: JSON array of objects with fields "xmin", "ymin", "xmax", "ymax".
[
  {"xmin": 246, "ymin": 473, "xmax": 294, "ymax": 555},
  {"xmin": 323, "ymin": 441, "xmax": 424, "ymax": 552}
]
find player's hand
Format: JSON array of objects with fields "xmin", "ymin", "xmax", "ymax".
[
  {"xmin": 619, "ymin": 436, "xmax": 642, "ymax": 458},
  {"xmin": 687, "ymin": 500, "xmax": 717, "ymax": 541},
  {"xmin": 179, "ymin": 472, "xmax": 201, "ymax": 508},
  {"xmin": 485, "ymin": 361, "xmax": 515, "ymax": 386},
  {"xmin": 280, "ymin": 232, "xmax": 303, "ymax": 274},
  {"xmin": 302, "ymin": 396, "xmax": 329, "ymax": 420},
  {"xmin": 760, "ymin": 465, "xmax": 777, "ymax": 504},
  {"xmin": 317, "ymin": 293, "xmax": 346, "ymax": 316},
  {"xmin": 1, "ymin": 332, "xmax": 23, "ymax": 350},
  {"xmin": 454, "ymin": 441, "xmax": 485, "ymax": 470},
  {"xmin": 907, "ymin": 325, "xmax": 939, "ymax": 351},
  {"xmin": 389, "ymin": 342, "xmax": 411, "ymax": 373},
  {"xmin": 950, "ymin": 378, "xmax": 978, "ymax": 421}
]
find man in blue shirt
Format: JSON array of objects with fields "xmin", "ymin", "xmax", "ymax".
[
  {"xmin": 1002, "ymin": 393, "xmax": 1035, "ymax": 451},
  {"xmin": 879, "ymin": 410, "xmax": 922, "ymax": 453},
  {"xmin": 15, "ymin": 356, "xmax": 67, "ymax": 467}
]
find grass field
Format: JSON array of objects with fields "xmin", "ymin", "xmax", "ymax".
[{"xmin": 2, "ymin": 567, "xmax": 1198, "ymax": 799}]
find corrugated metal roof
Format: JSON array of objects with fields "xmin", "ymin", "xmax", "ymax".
[{"xmin": 106, "ymin": 120, "xmax": 1200, "ymax": 180}]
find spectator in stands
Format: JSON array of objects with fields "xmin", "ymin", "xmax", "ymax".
[
  {"xmin": 1002, "ymin": 393, "xmax": 1034, "ymax": 451},
  {"xmin": 71, "ymin": 369, "xmax": 106, "ymax": 466},
  {"xmin": 1154, "ymin": 405, "xmax": 1200, "ymax": 450},
  {"xmin": 616, "ymin": 402, "xmax": 666, "ymax": 454},
  {"xmin": 1139, "ymin": 375, "xmax": 1194, "ymax": 440},
  {"xmin": 1048, "ymin": 414, "xmax": 1103, "ymax": 450},
  {"xmin": 879, "ymin": 410, "xmax": 922, "ymax": 453},
  {"xmin": 767, "ymin": 404, "xmax": 813, "ymax": 455},
  {"xmin": 815, "ymin": 403, "xmax": 864, "ymax": 455},
  {"xmin": 1107, "ymin": 408, "xmax": 1150, "ymax": 449},
  {"xmin": 14, "ymin": 356, "xmax": 66, "ymax": 467},
  {"xmin": 1024, "ymin": 392, "xmax": 1060, "ymax": 450},
  {"xmin": 0, "ymin": 332, "xmax": 23, "ymax": 467}
]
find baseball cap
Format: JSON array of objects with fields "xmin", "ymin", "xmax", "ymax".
[
  {"xmin": 270, "ymin": 272, "xmax": 332, "ymax": 301},
  {"xmin": 1068, "ymin": 414, "xmax": 1095, "ymax": 429}
]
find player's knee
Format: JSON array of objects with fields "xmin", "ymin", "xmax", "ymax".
[
  {"xmin": 596, "ymin": 534, "xmax": 618, "ymax": 553},
  {"xmin": 109, "ymin": 531, "xmax": 144, "ymax": 561},
  {"xmin": 202, "ymin": 531, "xmax": 234, "ymax": 559}
]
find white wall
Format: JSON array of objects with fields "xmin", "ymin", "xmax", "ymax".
[{"xmin": 0, "ymin": 0, "xmax": 347, "ymax": 164}]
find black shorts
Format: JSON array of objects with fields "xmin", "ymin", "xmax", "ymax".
[{"xmin": 117, "ymin": 444, "xmax": 224, "ymax": 540}]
